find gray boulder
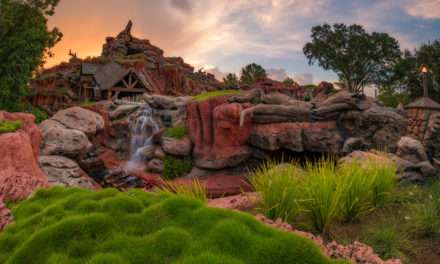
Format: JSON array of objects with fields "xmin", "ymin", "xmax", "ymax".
[
  {"xmin": 396, "ymin": 136, "xmax": 428, "ymax": 164},
  {"xmin": 51, "ymin": 106, "xmax": 104, "ymax": 136},
  {"xmin": 109, "ymin": 104, "xmax": 140, "ymax": 120},
  {"xmin": 39, "ymin": 155, "xmax": 97, "ymax": 189},
  {"xmin": 40, "ymin": 120, "xmax": 92, "ymax": 158},
  {"xmin": 162, "ymin": 136, "xmax": 192, "ymax": 156}
]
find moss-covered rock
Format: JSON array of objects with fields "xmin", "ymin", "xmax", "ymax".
[
  {"xmin": 0, "ymin": 120, "xmax": 22, "ymax": 134},
  {"xmin": 0, "ymin": 187, "xmax": 344, "ymax": 264}
]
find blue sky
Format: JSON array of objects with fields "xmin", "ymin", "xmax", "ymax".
[{"xmin": 48, "ymin": 0, "xmax": 440, "ymax": 83}]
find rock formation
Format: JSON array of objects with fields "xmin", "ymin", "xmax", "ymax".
[
  {"xmin": 30, "ymin": 21, "xmax": 222, "ymax": 112},
  {"xmin": 0, "ymin": 112, "xmax": 48, "ymax": 202}
]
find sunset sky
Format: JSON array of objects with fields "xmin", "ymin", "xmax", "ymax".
[{"xmin": 47, "ymin": 0, "xmax": 440, "ymax": 82}]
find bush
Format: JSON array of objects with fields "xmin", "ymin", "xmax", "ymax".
[
  {"xmin": 193, "ymin": 90, "xmax": 242, "ymax": 102},
  {"xmin": 249, "ymin": 159, "xmax": 397, "ymax": 234},
  {"xmin": 26, "ymin": 106, "xmax": 49, "ymax": 123},
  {"xmin": 0, "ymin": 187, "xmax": 343, "ymax": 264},
  {"xmin": 250, "ymin": 163, "xmax": 304, "ymax": 221},
  {"xmin": 164, "ymin": 125, "xmax": 188, "ymax": 139},
  {"xmin": 302, "ymin": 159, "xmax": 341, "ymax": 233},
  {"xmin": 0, "ymin": 120, "xmax": 22, "ymax": 134},
  {"xmin": 162, "ymin": 157, "xmax": 192, "ymax": 180},
  {"xmin": 337, "ymin": 161, "xmax": 396, "ymax": 222}
]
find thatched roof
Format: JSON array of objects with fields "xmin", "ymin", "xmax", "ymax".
[{"xmin": 406, "ymin": 97, "xmax": 440, "ymax": 110}]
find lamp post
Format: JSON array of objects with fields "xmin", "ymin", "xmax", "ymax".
[{"xmin": 420, "ymin": 64, "xmax": 429, "ymax": 97}]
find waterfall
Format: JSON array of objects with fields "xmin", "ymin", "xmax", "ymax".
[{"xmin": 125, "ymin": 105, "xmax": 160, "ymax": 171}]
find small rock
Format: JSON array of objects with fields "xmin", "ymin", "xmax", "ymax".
[
  {"xmin": 147, "ymin": 159, "xmax": 164, "ymax": 173},
  {"xmin": 162, "ymin": 136, "xmax": 192, "ymax": 156}
]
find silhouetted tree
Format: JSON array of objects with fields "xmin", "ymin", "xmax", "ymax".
[
  {"xmin": 240, "ymin": 63, "xmax": 267, "ymax": 86},
  {"xmin": 303, "ymin": 23, "xmax": 401, "ymax": 94},
  {"xmin": 0, "ymin": 0, "xmax": 62, "ymax": 111},
  {"xmin": 282, "ymin": 77, "xmax": 295, "ymax": 86},
  {"xmin": 223, "ymin": 73, "xmax": 239, "ymax": 88}
]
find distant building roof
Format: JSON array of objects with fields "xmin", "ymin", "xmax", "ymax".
[
  {"xmin": 405, "ymin": 97, "xmax": 440, "ymax": 110},
  {"xmin": 81, "ymin": 63, "xmax": 100, "ymax": 75},
  {"xmin": 81, "ymin": 61, "xmax": 152, "ymax": 92}
]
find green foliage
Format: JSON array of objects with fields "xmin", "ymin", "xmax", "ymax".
[
  {"xmin": 302, "ymin": 159, "xmax": 341, "ymax": 233},
  {"xmin": 80, "ymin": 100, "xmax": 97, "ymax": 107},
  {"xmin": 0, "ymin": 120, "xmax": 22, "ymax": 134},
  {"xmin": 192, "ymin": 90, "xmax": 242, "ymax": 102},
  {"xmin": 337, "ymin": 161, "xmax": 396, "ymax": 222},
  {"xmin": 250, "ymin": 159, "xmax": 397, "ymax": 234},
  {"xmin": 303, "ymin": 23, "xmax": 401, "ymax": 94},
  {"xmin": 0, "ymin": 0, "xmax": 62, "ymax": 111},
  {"xmin": 162, "ymin": 157, "xmax": 193, "ymax": 180},
  {"xmin": 282, "ymin": 77, "xmax": 295, "ymax": 86},
  {"xmin": 223, "ymin": 73, "xmax": 239, "ymax": 88},
  {"xmin": 363, "ymin": 223, "xmax": 410, "ymax": 260},
  {"xmin": 240, "ymin": 63, "xmax": 267, "ymax": 86},
  {"xmin": 0, "ymin": 187, "xmax": 342, "ymax": 264},
  {"xmin": 26, "ymin": 105, "xmax": 49, "ymax": 123},
  {"xmin": 164, "ymin": 125, "xmax": 188, "ymax": 139},
  {"xmin": 378, "ymin": 86, "xmax": 410, "ymax": 108},
  {"xmin": 159, "ymin": 179, "xmax": 208, "ymax": 203},
  {"xmin": 406, "ymin": 183, "xmax": 440, "ymax": 238},
  {"xmin": 250, "ymin": 163, "xmax": 304, "ymax": 222},
  {"xmin": 386, "ymin": 41, "xmax": 440, "ymax": 102},
  {"xmin": 304, "ymin": 95, "xmax": 311, "ymax": 102}
]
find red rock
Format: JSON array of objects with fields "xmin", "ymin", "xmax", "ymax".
[
  {"xmin": 187, "ymin": 96, "xmax": 253, "ymax": 169},
  {"xmin": 0, "ymin": 128, "xmax": 48, "ymax": 202},
  {"xmin": 0, "ymin": 111, "xmax": 42, "ymax": 158}
]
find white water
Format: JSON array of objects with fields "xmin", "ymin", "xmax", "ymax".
[{"xmin": 125, "ymin": 105, "xmax": 160, "ymax": 171}]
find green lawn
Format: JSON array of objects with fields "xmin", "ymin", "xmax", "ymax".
[
  {"xmin": 192, "ymin": 89, "xmax": 242, "ymax": 102},
  {"xmin": 0, "ymin": 187, "xmax": 345, "ymax": 264}
]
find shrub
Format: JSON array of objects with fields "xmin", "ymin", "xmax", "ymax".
[
  {"xmin": 302, "ymin": 159, "xmax": 341, "ymax": 233},
  {"xmin": 337, "ymin": 161, "xmax": 396, "ymax": 222},
  {"xmin": 249, "ymin": 159, "xmax": 397, "ymax": 234},
  {"xmin": 250, "ymin": 163, "xmax": 304, "ymax": 222},
  {"xmin": 193, "ymin": 90, "xmax": 242, "ymax": 102},
  {"xmin": 0, "ymin": 187, "xmax": 343, "ymax": 264},
  {"xmin": 159, "ymin": 179, "xmax": 208, "ymax": 202},
  {"xmin": 162, "ymin": 156, "xmax": 192, "ymax": 180},
  {"xmin": 164, "ymin": 125, "xmax": 188, "ymax": 139},
  {"xmin": 0, "ymin": 120, "xmax": 22, "ymax": 134}
]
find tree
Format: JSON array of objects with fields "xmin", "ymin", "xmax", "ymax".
[
  {"xmin": 282, "ymin": 77, "xmax": 295, "ymax": 86},
  {"xmin": 240, "ymin": 63, "xmax": 267, "ymax": 86},
  {"xmin": 303, "ymin": 23, "xmax": 401, "ymax": 94},
  {"xmin": 223, "ymin": 73, "xmax": 239, "ymax": 88},
  {"xmin": 379, "ymin": 40, "xmax": 440, "ymax": 104},
  {"xmin": 0, "ymin": 0, "xmax": 62, "ymax": 111}
]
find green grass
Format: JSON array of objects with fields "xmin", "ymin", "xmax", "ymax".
[
  {"xmin": 249, "ymin": 159, "xmax": 397, "ymax": 234},
  {"xmin": 363, "ymin": 223, "xmax": 411, "ymax": 260},
  {"xmin": 0, "ymin": 187, "xmax": 345, "ymax": 264},
  {"xmin": 0, "ymin": 120, "xmax": 22, "ymax": 134},
  {"xmin": 164, "ymin": 125, "xmax": 188, "ymax": 139},
  {"xmin": 192, "ymin": 89, "xmax": 242, "ymax": 102},
  {"xmin": 250, "ymin": 163, "xmax": 304, "ymax": 222},
  {"xmin": 162, "ymin": 156, "xmax": 193, "ymax": 180},
  {"xmin": 159, "ymin": 179, "xmax": 208, "ymax": 203},
  {"xmin": 80, "ymin": 100, "xmax": 97, "ymax": 107},
  {"xmin": 406, "ymin": 182, "xmax": 440, "ymax": 238}
]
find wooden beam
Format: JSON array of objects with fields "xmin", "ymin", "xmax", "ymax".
[{"xmin": 122, "ymin": 79, "xmax": 129, "ymax": 88}]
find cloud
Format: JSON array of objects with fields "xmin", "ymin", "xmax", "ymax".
[
  {"xmin": 405, "ymin": 0, "xmax": 440, "ymax": 19},
  {"xmin": 267, "ymin": 68, "xmax": 289, "ymax": 81}
]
